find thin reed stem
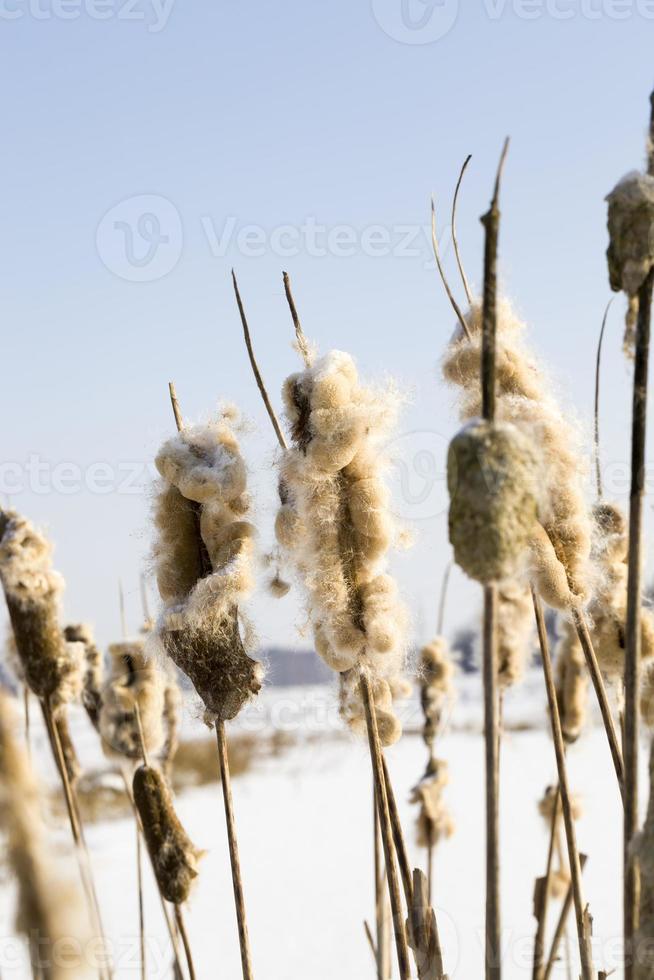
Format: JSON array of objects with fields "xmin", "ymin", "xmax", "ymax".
[
  {"xmin": 431, "ymin": 198, "xmax": 471, "ymax": 342},
  {"xmin": 216, "ymin": 720, "xmax": 254, "ymax": 980},
  {"xmin": 532, "ymin": 788, "xmax": 560, "ymax": 980},
  {"xmin": 570, "ymin": 604, "xmax": 624, "ymax": 797},
  {"xmin": 437, "ymin": 561, "xmax": 452, "ymax": 637},
  {"xmin": 542, "ymin": 854, "xmax": 588, "ymax": 980},
  {"xmin": 532, "ymin": 589, "xmax": 593, "ymax": 980},
  {"xmin": 451, "ymin": 154, "xmax": 473, "ymax": 304},
  {"xmin": 23, "ymin": 685, "xmax": 31, "ymax": 762},
  {"xmin": 593, "ymin": 299, "xmax": 613, "ymax": 500},
  {"xmin": 282, "ymin": 271, "xmax": 313, "ymax": 367},
  {"xmin": 136, "ymin": 817, "xmax": 146, "ymax": 980},
  {"xmin": 174, "ymin": 903, "xmax": 197, "ymax": 980},
  {"xmin": 373, "ymin": 791, "xmax": 390, "ymax": 980},
  {"xmin": 168, "ymin": 381, "xmax": 184, "ymax": 432},
  {"xmin": 624, "ymin": 263, "xmax": 654, "ymax": 977},
  {"xmin": 359, "ymin": 671, "xmax": 411, "ymax": 980},
  {"xmin": 41, "ymin": 699, "xmax": 111, "ymax": 980},
  {"xmin": 232, "ymin": 271, "xmax": 288, "ymax": 450},
  {"xmin": 479, "ymin": 137, "xmax": 509, "ymax": 980}
]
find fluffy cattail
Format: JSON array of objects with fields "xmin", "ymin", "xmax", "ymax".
[
  {"xmin": 152, "ymin": 409, "xmax": 263, "ymax": 723},
  {"xmin": 160, "ymin": 671, "xmax": 182, "ymax": 776},
  {"xmin": 410, "ymin": 757, "xmax": 455, "ymax": 849},
  {"xmin": 99, "ymin": 642, "xmax": 165, "ymax": 761},
  {"xmin": 497, "ymin": 585, "xmax": 535, "ymax": 688},
  {"xmin": 133, "ymin": 764, "xmax": 200, "ymax": 904},
  {"xmin": 606, "ymin": 172, "xmax": 654, "ymax": 355},
  {"xmin": 537, "ymin": 785, "xmax": 583, "ymax": 900},
  {"xmin": 0, "ymin": 510, "xmax": 81, "ymax": 708},
  {"xmin": 587, "ymin": 502, "xmax": 654, "ymax": 679},
  {"xmin": 418, "ymin": 637, "xmax": 454, "ymax": 749},
  {"xmin": 640, "ymin": 662, "xmax": 654, "ymax": 728},
  {"xmin": 339, "ymin": 669, "xmax": 402, "ymax": 747},
  {"xmin": 64, "ymin": 624, "xmax": 103, "ymax": 731},
  {"xmin": 447, "ymin": 419, "xmax": 538, "ymax": 584},
  {"xmin": 0, "ymin": 692, "xmax": 90, "ymax": 978},
  {"xmin": 276, "ymin": 351, "xmax": 408, "ymax": 744},
  {"xmin": 443, "ymin": 300, "xmax": 592, "ymax": 604},
  {"xmin": 635, "ymin": 738, "xmax": 654, "ymax": 977},
  {"xmin": 555, "ymin": 619, "xmax": 589, "ymax": 743}
]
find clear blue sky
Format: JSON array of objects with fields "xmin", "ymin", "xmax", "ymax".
[{"xmin": 1, "ymin": 0, "xmax": 653, "ymax": 655}]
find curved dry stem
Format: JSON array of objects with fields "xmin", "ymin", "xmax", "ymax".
[
  {"xmin": 431, "ymin": 198, "xmax": 471, "ymax": 342},
  {"xmin": 593, "ymin": 299, "xmax": 614, "ymax": 500},
  {"xmin": 282, "ymin": 271, "xmax": 313, "ymax": 368},
  {"xmin": 451, "ymin": 154, "xmax": 473, "ymax": 304}
]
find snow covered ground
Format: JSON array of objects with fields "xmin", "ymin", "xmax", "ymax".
[{"xmin": 0, "ymin": 673, "xmax": 637, "ymax": 978}]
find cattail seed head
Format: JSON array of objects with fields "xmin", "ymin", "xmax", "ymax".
[
  {"xmin": 447, "ymin": 419, "xmax": 538, "ymax": 584},
  {"xmin": 153, "ymin": 410, "xmax": 263, "ymax": 723},
  {"xmin": 418, "ymin": 637, "xmax": 453, "ymax": 749},
  {"xmin": 555, "ymin": 619, "xmax": 588, "ymax": 743},
  {"xmin": 64, "ymin": 623, "xmax": 103, "ymax": 731},
  {"xmin": 410, "ymin": 758, "xmax": 455, "ymax": 848},
  {"xmin": 497, "ymin": 585, "xmax": 534, "ymax": 688},
  {"xmin": 606, "ymin": 172, "xmax": 654, "ymax": 298},
  {"xmin": 99, "ymin": 642, "xmax": 165, "ymax": 761},
  {"xmin": 160, "ymin": 672, "xmax": 182, "ymax": 776},
  {"xmin": 0, "ymin": 510, "xmax": 81, "ymax": 708},
  {"xmin": 132, "ymin": 764, "xmax": 200, "ymax": 904}
]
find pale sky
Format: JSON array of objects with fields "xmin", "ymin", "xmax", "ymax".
[{"xmin": 1, "ymin": 0, "xmax": 654, "ymax": 654}]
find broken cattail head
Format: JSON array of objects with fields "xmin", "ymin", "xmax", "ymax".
[
  {"xmin": 99, "ymin": 642, "xmax": 165, "ymax": 761},
  {"xmin": 447, "ymin": 419, "xmax": 538, "ymax": 584},
  {"xmin": 0, "ymin": 511, "xmax": 81, "ymax": 709},
  {"xmin": 64, "ymin": 623, "xmax": 103, "ymax": 731},
  {"xmin": 133, "ymin": 764, "xmax": 200, "ymax": 905},
  {"xmin": 410, "ymin": 758, "xmax": 454, "ymax": 848},
  {"xmin": 153, "ymin": 411, "xmax": 263, "ymax": 723}
]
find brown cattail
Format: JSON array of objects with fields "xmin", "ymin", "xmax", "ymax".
[
  {"xmin": 606, "ymin": 171, "xmax": 654, "ymax": 356},
  {"xmin": 587, "ymin": 502, "xmax": 654, "ymax": 680},
  {"xmin": 634, "ymin": 738, "xmax": 654, "ymax": 977},
  {"xmin": 152, "ymin": 409, "xmax": 263, "ymax": 723},
  {"xmin": 555, "ymin": 619, "xmax": 589, "ymax": 743},
  {"xmin": 447, "ymin": 418, "xmax": 539, "ymax": 585},
  {"xmin": 339, "ymin": 669, "xmax": 402, "ymax": 747},
  {"xmin": 160, "ymin": 671, "xmax": 182, "ymax": 776},
  {"xmin": 418, "ymin": 637, "xmax": 454, "ymax": 749},
  {"xmin": 132, "ymin": 764, "xmax": 200, "ymax": 904},
  {"xmin": 497, "ymin": 584, "xmax": 535, "ymax": 688},
  {"xmin": 537, "ymin": 785, "xmax": 583, "ymax": 900},
  {"xmin": 99, "ymin": 641, "xmax": 165, "ymax": 761},
  {"xmin": 0, "ymin": 510, "xmax": 82, "ymax": 708},
  {"xmin": 410, "ymin": 757, "xmax": 455, "ymax": 849},
  {"xmin": 443, "ymin": 300, "xmax": 592, "ymax": 604},
  {"xmin": 276, "ymin": 351, "xmax": 408, "ymax": 744},
  {"xmin": 64, "ymin": 623, "xmax": 104, "ymax": 731},
  {"xmin": 0, "ymin": 691, "xmax": 90, "ymax": 978}
]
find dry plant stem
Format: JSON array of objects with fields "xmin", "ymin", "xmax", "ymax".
[
  {"xmin": 593, "ymin": 300, "xmax": 613, "ymax": 500},
  {"xmin": 532, "ymin": 589, "xmax": 594, "ymax": 980},
  {"xmin": 479, "ymin": 137, "xmax": 509, "ymax": 980},
  {"xmin": 41, "ymin": 700, "xmax": 111, "ymax": 980},
  {"xmin": 451, "ymin": 154, "xmax": 473, "ymax": 304},
  {"xmin": 174, "ymin": 904, "xmax": 197, "ymax": 980},
  {"xmin": 431, "ymin": 198, "xmax": 471, "ymax": 342},
  {"xmin": 624, "ymin": 264, "xmax": 654, "ymax": 978},
  {"xmin": 532, "ymin": 788, "xmax": 560, "ymax": 980},
  {"xmin": 168, "ymin": 381, "xmax": 184, "ymax": 431},
  {"xmin": 120, "ymin": 770, "xmax": 185, "ymax": 980},
  {"xmin": 23, "ymin": 685, "xmax": 31, "ymax": 761},
  {"xmin": 542, "ymin": 855, "xmax": 588, "ymax": 980},
  {"xmin": 364, "ymin": 920, "xmax": 378, "ymax": 963},
  {"xmin": 437, "ymin": 561, "xmax": 452, "ymax": 636},
  {"xmin": 570, "ymin": 605, "xmax": 625, "ymax": 797},
  {"xmin": 282, "ymin": 271, "xmax": 313, "ymax": 368},
  {"xmin": 232, "ymin": 270, "xmax": 288, "ymax": 450},
  {"xmin": 374, "ymin": 794, "xmax": 390, "ymax": 980},
  {"xmin": 136, "ymin": 814, "xmax": 146, "ymax": 980},
  {"xmin": 216, "ymin": 720, "xmax": 255, "ymax": 980},
  {"xmin": 360, "ymin": 671, "xmax": 411, "ymax": 980},
  {"xmin": 381, "ymin": 755, "xmax": 413, "ymax": 909}
]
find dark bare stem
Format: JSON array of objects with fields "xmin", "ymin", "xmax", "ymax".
[
  {"xmin": 593, "ymin": 299, "xmax": 613, "ymax": 500},
  {"xmin": 532, "ymin": 589, "xmax": 594, "ymax": 980},
  {"xmin": 542, "ymin": 854, "xmax": 588, "ymax": 980},
  {"xmin": 479, "ymin": 137, "xmax": 509, "ymax": 980},
  {"xmin": 431, "ymin": 198, "xmax": 471, "ymax": 342},
  {"xmin": 23, "ymin": 685, "xmax": 31, "ymax": 762},
  {"xmin": 168, "ymin": 381, "xmax": 184, "ymax": 433},
  {"xmin": 437, "ymin": 561, "xmax": 452, "ymax": 637},
  {"xmin": 624, "ymin": 264, "xmax": 654, "ymax": 978},
  {"xmin": 359, "ymin": 671, "xmax": 411, "ymax": 980},
  {"xmin": 231, "ymin": 270, "xmax": 288, "ymax": 450},
  {"xmin": 174, "ymin": 904, "xmax": 197, "ymax": 980},
  {"xmin": 216, "ymin": 720, "xmax": 254, "ymax": 980},
  {"xmin": 374, "ymin": 791, "xmax": 390, "ymax": 980},
  {"xmin": 532, "ymin": 788, "xmax": 560, "ymax": 980},
  {"xmin": 570, "ymin": 604, "xmax": 624, "ymax": 798},
  {"xmin": 282, "ymin": 271, "xmax": 313, "ymax": 368},
  {"xmin": 136, "ymin": 817, "xmax": 146, "ymax": 980},
  {"xmin": 451, "ymin": 154, "xmax": 473, "ymax": 304}
]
